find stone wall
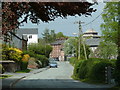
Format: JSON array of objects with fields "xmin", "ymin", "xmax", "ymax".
[{"xmin": 0, "ymin": 61, "xmax": 20, "ymax": 72}]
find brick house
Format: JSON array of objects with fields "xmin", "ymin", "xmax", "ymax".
[{"xmin": 49, "ymin": 38, "xmax": 68, "ymax": 61}]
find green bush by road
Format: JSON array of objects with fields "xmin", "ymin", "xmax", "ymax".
[{"xmin": 71, "ymin": 58, "xmax": 116, "ymax": 84}]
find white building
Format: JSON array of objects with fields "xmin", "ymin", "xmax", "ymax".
[
  {"xmin": 83, "ymin": 28, "xmax": 101, "ymax": 53},
  {"xmin": 11, "ymin": 28, "xmax": 38, "ymax": 50},
  {"xmin": 17, "ymin": 28, "xmax": 38, "ymax": 45}
]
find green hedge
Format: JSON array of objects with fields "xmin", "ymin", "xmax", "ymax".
[
  {"xmin": 69, "ymin": 57, "xmax": 77, "ymax": 66},
  {"xmin": 36, "ymin": 55, "xmax": 49, "ymax": 67},
  {"xmin": 73, "ymin": 58, "xmax": 116, "ymax": 83}
]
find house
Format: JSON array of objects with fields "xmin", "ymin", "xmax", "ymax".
[
  {"xmin": 49, "ymin": 38, "xmax": 68, "ymax": 61},
  {"xmin": 10, "ymin": 28, "xmax": 38, "ymax": 50},
  {"xmin": 83, "ymin": 29, "xmax": 102, "ymax": 56}
]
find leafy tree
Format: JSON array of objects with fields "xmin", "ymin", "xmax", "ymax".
[
  {"xmin": 56, "ymin": 32, "xmax": 65, "ymax": 39},
  {"xmin": 101, "ymin": 2, "xmax": 120, "ymax": 85},
  {"xmin": 38, "ymin": 38, "xmax": 46, "ymax": 45},
  {"xmin": 63, "ymin": 37, "xmax": 90, "ymax": 59},
  {"xmin": 101, "ymin": 2, "xmax": 118, "ymax": 44},
  {"xmin": 95, "ymin": 41, "xmax": 117, "ymax": 59},
  {"xmin": 50, "ymin": 30, "xmax": 56, "ymax": 42},
  {"xmin": 42, "ymin": 28, "xmax": 51, "ymax": 43},
  {"xmin": 28, "ymin": 43, "xmax": 52, "ymax": 58},
  {"xmin": 2, "ymin": 2, "xmax": 96, "ymax": 42},
  {"xmin": 63, "ymin": 37, "xmax": 77, "ymax": 56}
]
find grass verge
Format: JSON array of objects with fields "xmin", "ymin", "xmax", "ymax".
[
  {"xmin": 0, "ymin": 75, "xmax": 13, "ymax": 79},
  {"xmin": 15, "ymin": 69, "xmax": 30, "ymax": 73},
  {"xmin": 71, "ymin": 75, "xmax": 107, "ymax": 85}
]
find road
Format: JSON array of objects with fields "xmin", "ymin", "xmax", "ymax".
[{"xmin": 13, "ymin": 61, "xmax": 113, "ymax": 89}]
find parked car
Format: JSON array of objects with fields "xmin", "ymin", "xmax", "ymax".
[{"xmin": 49, "ymin": 61, "xmax": 57, "ymax": 68}]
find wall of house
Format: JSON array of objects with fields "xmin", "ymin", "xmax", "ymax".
[
  {"xmin": 50, "ymin": 44, "xmax": 65, "ymax": 61},
  {"xmin": 11, "ymin": 36, "xmax": 22, "ymax": 49},
  {"xmin": 27, "ymin": 34, "xmax": 38, "ymax": 44}
]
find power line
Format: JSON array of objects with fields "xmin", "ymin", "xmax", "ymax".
[{"xmin": 82, "ymin": 11, "xmax": 104, "ymax": 27}]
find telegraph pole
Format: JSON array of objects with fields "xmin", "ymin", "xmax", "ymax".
[{"xmin": 74, "ymin": 21, "xmax": 87, "ymax": 60}]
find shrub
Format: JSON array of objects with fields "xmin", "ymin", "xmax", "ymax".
[
  {"xmin": 36, "ymin": 60, "xmax": 42, "ymax": 68},
  {"xmin": 21, "ymin": 54, "xmax": 30, "ymax": 70},
  {"xmin": 8, "ymin": 48, "xmax": 23, "ymax": 62},
  {"xmin": 22, "ymin": 51, "xmax": 35, "ymax": 57},
  {"xmin": 0, "ymin": 64, "xmax": 5, "ymax": 74},
  {"xmin": 73, "ymin": 60, "xmax": 83, "ymax": 78},
  {"xmin": 88, "ymin": 61, "xmax": 112, "ymax": 83},
  {"xmin": 73, "ymin": 58, "xmax": 116, "ymax": 83},
  {"xmin": 69, "ymin": 57, "xmax": 77, "ymax": 66},
  {"xmin": 35, "ymin": 55, "xmax": 49, "ymax": 67}
]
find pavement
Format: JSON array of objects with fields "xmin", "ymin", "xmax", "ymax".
[{"xmin": 2, "ymin": 66, "xmax": 49, "ymax": 88}]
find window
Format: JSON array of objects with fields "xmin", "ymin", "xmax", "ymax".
[{"xmin": 29, "ymin": 35, "xmax": 32, "ymax": 39}]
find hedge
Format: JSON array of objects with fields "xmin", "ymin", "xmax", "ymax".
[{"xmin": 73, "ymin": 58, "xmax": 116, "ymax": 83}]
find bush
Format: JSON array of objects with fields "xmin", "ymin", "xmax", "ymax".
[
  {"xmin": 36, "ymin": 55, "xmax": 49, "ymax": 67},
  {"xmin": 69, "ymin": 57, "xmax": 77, "ymax": 66},
  {"xmin": 36, "ymin": 60, "xmax": 42, "ymax": 68},
  {"xmin": 2, "ymin": 47, "xmax": 23, "ymax": 62},
  {"xmin": 22, "ymin": 51, "xmax": 35, "ymax": 57},
  {"xmin": 0, "ymin": 64, "xmax": 5, "ymax": 74},
  {"xmin": 73, "ymin": 58, "xmax": 116, "ymax": 83},
  {"xmin": 88, "ymin": 61, "xmax": 112, "ymax": 83},
  {"xmin": 21, "ymin": 54, "xmax": 30, "ymax": 70}
]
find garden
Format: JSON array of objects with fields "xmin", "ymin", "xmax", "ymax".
[{"xmin": 0, "ymin": 43, "xmax": 52, "ymax": 74}]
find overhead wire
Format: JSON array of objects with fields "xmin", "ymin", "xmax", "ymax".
[{"xmin": 82, "ymin": 11, "xmax": 104, "ymax": 27}]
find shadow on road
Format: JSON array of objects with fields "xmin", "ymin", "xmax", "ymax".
[{"xmin": 2, "ymin": 78, "xmax": 114, "ymax": 90}]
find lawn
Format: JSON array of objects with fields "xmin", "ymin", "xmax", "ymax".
[
  {"xmin": 0, "ymin": 75, "xmax": 13, "ymax": 79},
  {"xmin": 15, "ymin": 69, "xmax": 31, "ymax": 73}
]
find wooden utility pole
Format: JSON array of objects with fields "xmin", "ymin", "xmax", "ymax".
[{"xmin": 74, "ymin": 21, "xmax": 87, "ymax": 60}]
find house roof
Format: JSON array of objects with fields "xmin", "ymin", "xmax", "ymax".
[
  {"xmin": 51, "ymin": 40, "xmax": 65, "ymax": 45},
  {"xmin": 85, "ymin": 38, "xmax": 102, "ymax": 46},
  {"xmin": 16, "ymin": 28, "xmax": 38, "ymax": 35},
  {"xmin": 85, "ymin": 28, "xmax": 97, "ymax": 34}
]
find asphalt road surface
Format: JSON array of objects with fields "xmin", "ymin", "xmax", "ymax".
[{"xmin": 13, "ymin": 61, "xmax": 113, "ymax": 89}]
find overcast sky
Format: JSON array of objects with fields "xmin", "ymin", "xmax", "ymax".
[{"xmin": 20, "ymin": 2, "xmax": 106, "ymax": 38}]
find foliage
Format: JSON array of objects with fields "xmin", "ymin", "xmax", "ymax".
[
  {"xmin": 2, "ymin": 45, "xmax": 23, "ymax": 62},
  {"xmin": 0, "ymin": 75, "xmax": 13, "ymax": 79},
  {"xmin": 95, "ymin": 41, "xmax": 118, "ymax": 59},
  {"xmin": 101, "ymin": 2, "xmax": 118, "ymax": 44},
  {"xmin": 35, "ymin": 54, "xmax": 49, "ymax": 67},
  {"xmin": 114, "ymin": 56, "xmax": 120, "ymax": 85},
  {"xmin": 28, "ymin": 43, "xmax": 52, "ymax": 58},
  {"xmin": 63, "ymin": 37, "xmax": 77, "ymax": 56},
  {"xmin": 56, "ymin": 32, "xmax": 67, "ymax": 39},
  {"xmin": 73, "ymin": 58, "xmax": 116, "ymax": 83},
  {"xmin": 101, "ymin": 2, "xmax": 120, "ymax": 85},
  {"xmin": 64, "ymin": 37, "xmax": 90, "ymax": 59},
  {"xmin": 8, "ymin": 47, "xmax": 23, "ymax": 62},
  {"xmin": 15, "ymin": 69, "xmax": 30, "ymax": 73},
  {"xmin": 21, "ymin": 54, "xmax": 30, "ymax": 70},
  {"xmin": 2, "ymin": 2, "xmax": 96, "ymax": 37},
  {"xmin": 69, "ymin": 57, "xmax": 77, "ymax": 66},
  {"xmin": 0, "ymin": 64, "xmax": 5, "ymax": 74},
  {"xmin": 88, "ymin": 61, "xmax": 112, "ymax": 83}
]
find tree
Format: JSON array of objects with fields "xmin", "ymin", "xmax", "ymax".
[
  {"xmin": 63, "ymin": 37, "xmax": 77, "ymax": 56},
  {"xmin": 101, "ymin": 2, "xmax": 120, "ymax": 85},
  {"xmin": 101, "ymin": 2, "xmax": 118, "ymax": 44},
  {"xmin": 42, "ymin": 28, "xmax": 51, "ymax": 43},
  {"xmin": 95, "ymin": 41, "xmax": 117, "ymax": 59},
  {"xmin": 63, "ymin": 37, "xmax": 90, "ymax": 59},
  {"xmin": 2, "ymin": 2, "xmax": 96, "ymax": 42},
  {"xmin": 50, "ymin": 30, "xmax": 56, "ymax": 42},
  {"xmin": 56, "ymin": 32, "xmax": 65, "ymax": 39}
]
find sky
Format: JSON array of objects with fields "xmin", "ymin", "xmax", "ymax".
[{"xmin": 20, "ymin": 2, "xmax": 106, "ymax": 38}]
